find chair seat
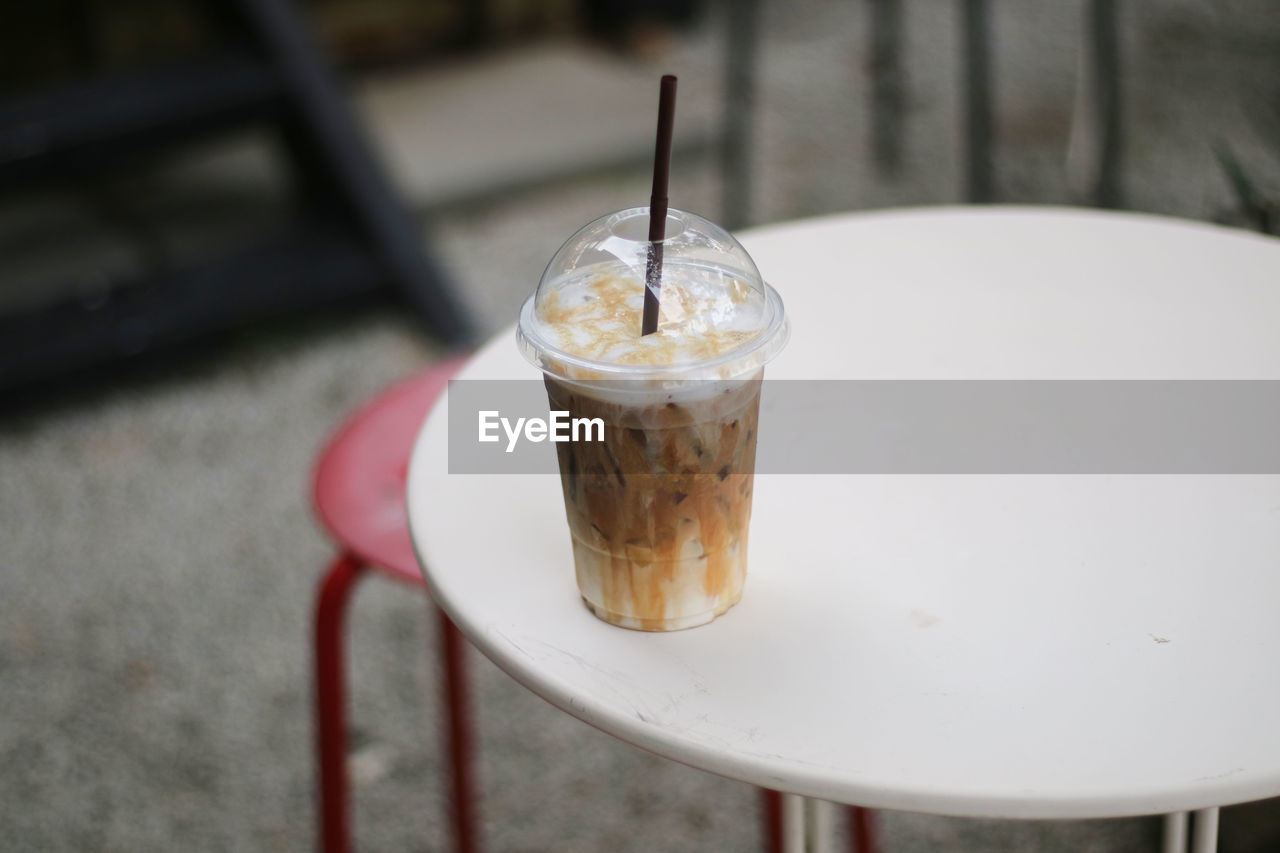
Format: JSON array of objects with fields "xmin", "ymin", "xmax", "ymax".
[{"xmin": 312, "ymin": 358, "xmax": 465, "ymax": 583}]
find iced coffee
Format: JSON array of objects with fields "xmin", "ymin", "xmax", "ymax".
[{"xmin": 517, "ymin": 208, "xmax": 788, "ymax": 630}]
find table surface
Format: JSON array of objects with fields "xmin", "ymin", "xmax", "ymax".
[{"xmin": 407, "ymin": 206, "xmax": 1280, "ymax": 819}]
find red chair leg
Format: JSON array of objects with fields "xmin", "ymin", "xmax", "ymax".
[
  {"xmin": 315, "ymin": 553, "xmax": 367, "ymax": 853},
  {"xmin": 849, "ymin": 806, "xmax": 877, "ymax": 853},
  {"xmin": 438, "ymin": 607, "xmax": 479, "ymax": 853},
  {"xmin": 761, "ymin": 789, "xmax": 783, "ymax": 853}
]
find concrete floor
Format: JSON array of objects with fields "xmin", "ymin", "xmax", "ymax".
[{"xmin": 3, "ymin": 1, "xmax": 1280, "ymax": 851}]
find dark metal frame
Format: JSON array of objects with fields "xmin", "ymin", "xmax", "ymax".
[
  {"xmin": 0, "ymin": 0, "xmax": 473, "ymax": 396},
  {"xmin": 719, "ymin": 0, "xmax": 1124, "ymax": 220}
]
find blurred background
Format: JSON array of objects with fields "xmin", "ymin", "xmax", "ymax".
[{"xmin": 1, "ymin": 0, "xmax": 1278, "ymax": 850}]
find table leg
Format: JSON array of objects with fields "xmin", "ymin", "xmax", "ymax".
[
  {"xmin": 1164, "ymin": 812, "xmax": 1189, "ymax": 853},
  {"xmin": 781, "ymin": 794, "xmax": 805, "ymax": 853},
  {"xmin": 1191, "ymin": 808, "xmax": 1219, "ymax": 853},
  {"xmin": 781, "ymin": 796, "xmax": 841, "ymax": 853},
  {"xmin": 806, "ymin": 798, "xmax": 834, "ymax": 853}
]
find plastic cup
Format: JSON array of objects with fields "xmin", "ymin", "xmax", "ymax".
[{"xmin": 517, "ymin": 207, "xmax": 788, "ymax": 630}]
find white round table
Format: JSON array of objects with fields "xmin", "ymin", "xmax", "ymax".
[{"xmin": 407, "ymin": 207, "xmax": 1280, "ymax": 852}]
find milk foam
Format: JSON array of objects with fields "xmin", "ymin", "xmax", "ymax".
[{"xmin": 533, "ymin": 262, "xmax": 768, "ymax": 369}]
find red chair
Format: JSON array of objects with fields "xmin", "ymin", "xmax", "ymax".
[
  {"xmin": 311, "ymin": 359, "xmax": 475, "ymax": 853},
  {"xmin": 309, "ymin": 358, "xmax": 876, "ymax": 853}
]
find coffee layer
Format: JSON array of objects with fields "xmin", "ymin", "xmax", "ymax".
[{"xmin": 546, "ymin": 376, "xmax": 761, "ymax": 630}]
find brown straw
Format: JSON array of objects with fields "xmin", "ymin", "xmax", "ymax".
[{"xmin": 642, "ymin": 75, "xmax": 677, "ymax": 336}]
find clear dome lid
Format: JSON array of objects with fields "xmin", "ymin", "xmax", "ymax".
[{"xmin": 517, "ymin": 207, "xmax": 788, "ymax": 381}]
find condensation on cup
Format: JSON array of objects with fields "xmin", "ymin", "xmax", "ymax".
[{"xmin": 517, "ymin": 207, "xmax": 789, "ymax": 631}]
